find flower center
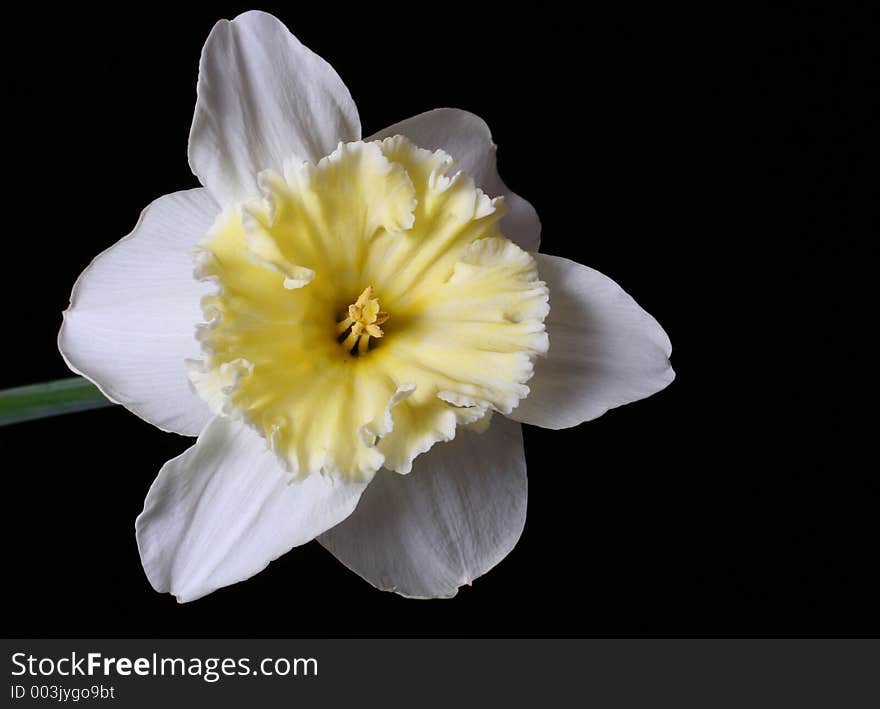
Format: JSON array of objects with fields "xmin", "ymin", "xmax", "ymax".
[
  {"xmin": 336, "ymin": 286, "xmax": 389, "ymax": 354},
  {"xmin": 188, "ymin": 137, "xmax": 549, "ymax": 481}
]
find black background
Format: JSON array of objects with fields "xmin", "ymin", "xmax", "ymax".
[{"xmin": 1, "ymin": 3, "xmax": 870, "ymax": 636}]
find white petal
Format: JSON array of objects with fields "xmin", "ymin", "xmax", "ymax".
[
  {"xmin": 369, "ymin": 108, "xmax": 540, "ymax": 252},
  {"xmin": 318, "ymin": 416, "xmax": 527, "ymax": 598},
  {"xmin": 510, "ymin": 254, "xmax": 674, "ymax": 429},
  {"xmin": 189, "ymin": 10, "xmax": 361, "ymax": 205},
  {"xmin": 58, "ymin": 188, "xmax": 217, "ymax": 436},
  {"xmin": 136, "ymin": 416, "xmax": 367, "ymax": 602}
]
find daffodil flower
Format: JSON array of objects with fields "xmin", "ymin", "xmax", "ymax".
[{"xmin": 58, "ymin": 10, "xmax": 674, "ymax": 602}]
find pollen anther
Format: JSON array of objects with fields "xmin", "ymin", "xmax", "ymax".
[{"xmin": 337, "ymin": 286, "xmax": 389, "ymax": 354}]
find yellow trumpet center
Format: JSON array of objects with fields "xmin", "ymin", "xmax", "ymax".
[
  {"xmin": 188, "ymin": 137, "xmax": 549, "ymax": 481},
  {"xmin": 336, "ymin": 286, "xmax": 389, "ymax": 355}
]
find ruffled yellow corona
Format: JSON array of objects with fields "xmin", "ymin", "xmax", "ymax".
[{"xmin": 188, "ymin": 137, "xmax": 549, "ymax": 480}]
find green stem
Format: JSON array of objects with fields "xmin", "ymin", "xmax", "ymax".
[{"xmin": 0, "ymin": 377, "xmax": 115, "ymax": 427}]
